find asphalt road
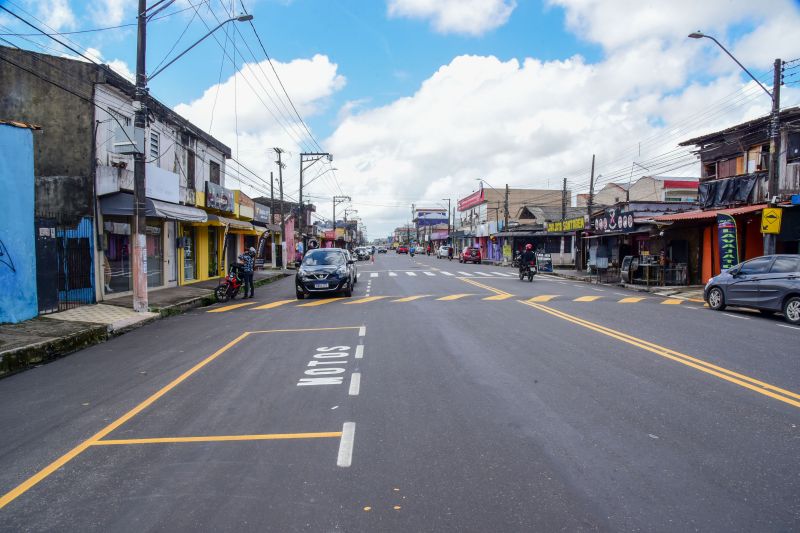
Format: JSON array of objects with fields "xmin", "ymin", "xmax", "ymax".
[{"xmin": 1, "ymin": 252, "xmax": 798, "ymax": 532}]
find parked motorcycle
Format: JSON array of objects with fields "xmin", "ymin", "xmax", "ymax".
[
  {"xmin": 215, "ymin": 263, "xmax": 245, "ymax": 302},
  {"xmin": 518, "ymin": 262, "xmax": 536, "ymax": 282}
]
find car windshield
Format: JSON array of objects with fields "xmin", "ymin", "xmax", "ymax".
[{"xmin": 302, "ymin": 250, "xmax": 345, "ymax": 266}]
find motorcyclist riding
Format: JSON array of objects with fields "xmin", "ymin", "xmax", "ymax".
[{"xmin": 519, "ymin": 243, "xmax": 536, "ymax": 275}]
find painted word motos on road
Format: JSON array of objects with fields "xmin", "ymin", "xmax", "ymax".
[{"xmin": 297, "ymin": 345, "xmax": 351, "ymax": 386}]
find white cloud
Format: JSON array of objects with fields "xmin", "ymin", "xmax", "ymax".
[
  {"xmin": 27, "ymin": 0, "xmax": 76, "ymax": 31},
  {"xmin": 89, "ymin": 0, "xmax": 128, "ymax": 27},
  {"xmin": 387, "ymin": 0, "xmax": 516, "ymax": 36}
]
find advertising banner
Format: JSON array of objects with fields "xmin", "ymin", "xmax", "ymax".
[
  {"xmin": 254, "ymin": 203, "xmax": 271, "ymax": 223},
  {"xmin": 205, "ymin": 181, "xmax": 234, "ymax": 212},
  {"xmin": 593, "ymin": 208, "xmax": 635, "ymax": 234},
  {"xmin": 716, "ymin": 214, "xmax": 739, "ymax": 271},
  {"xmin": 416, "ymin": 209, "xmax": 449, "ymax": 226},
  {"xmin": 547, "ymin": 216, "xmax": 587, "ymax": 233}
]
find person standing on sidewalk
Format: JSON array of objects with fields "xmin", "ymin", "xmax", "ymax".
[{"xmin": 238, "ymin": 247, "xmax": 256, "ymax": 298}]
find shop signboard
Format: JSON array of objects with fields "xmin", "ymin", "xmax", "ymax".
[
  {"xmin": 593, "ymin": 208, "xmax": 635, "ymax": 234},
  {"xmin": 205, "ymin": 182, "xmax": 234, "ymax": 212},
  {"xmin": 415, "ymin": 209, "xmax": 448, "ymax": 226},
  {"xmin": 547, "ymin": 216, "xmax": 587, "ymax": 233},
  {"xmin": 716, "ymin": 214, "xmax": 739, "ymax": 271},
  {"xmin": 536, "ymin": 253, "xmax": 554, "ymax": 273},
  {"xmin": 254, "ymin": 203, "xmax": 271, "ymax": 223}
]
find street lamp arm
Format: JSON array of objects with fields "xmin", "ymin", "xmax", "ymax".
[
  {"xmin": 689, "ymin": 32, "xmax": 773, "ymax": 100},
  {"xmin": 148, "ymin": 15, "xmax": 253, "ymax": 81}
]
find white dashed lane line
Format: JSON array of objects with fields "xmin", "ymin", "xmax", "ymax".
[
  {"xmin": 337, "ymin": 422, "xmax": 356, "ymax": 467},
  {"xmin": 355, "ymin": 345, "xmax": 364, "ymax": 359}
]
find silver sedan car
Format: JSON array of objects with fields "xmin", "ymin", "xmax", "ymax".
[{"xmin": 704, "ymin": 254, "xmax": 800, "ymax": 324}]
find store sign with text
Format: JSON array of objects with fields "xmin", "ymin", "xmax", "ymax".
[
  {"xmin": 547, "ymin": 216, "xmax": 588, "ymax": 233},
  {"xmin": 716, "ymin": 214, "xmax": 739, "ymax": 271},
  {"xmin": 593, "ymin": 208, "xmax": 635, "ymax": 233},
  {"xmin": 205, "ymin": 182, "xmax": 234, "ymax": 212},
  {"xmin": 254, "ymin": 203, "xmax": 271, "ymax": 223}
]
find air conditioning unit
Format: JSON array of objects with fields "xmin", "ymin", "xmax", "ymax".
[{"xmin": 113, "ymin": 123, "xmax": 144, "ymax": 155}]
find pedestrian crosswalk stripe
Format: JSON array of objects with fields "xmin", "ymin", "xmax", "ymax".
[
  {"xmin": 251, "ymin": 299, "xmax": 295, "ymax": 310},
  {"xmin": 661, "ymin": 299, "xmax": 682, "ymax": 305},
  {"xmin": 574, "ymin": 295, "xmax": 602, "ymax": 302},
  {"xmin": 458, "ymin": 271, "xmax": 471, "ymax": 276},
  {"xmin": 441, "ymin": 271, "xmax": 454, "ymax": 276},
  {"xmin": 343, "ymin": 296, "xmax": 388, "ymax": 305},
  {"xmin": 406, "ymin": 271, "xmax": 417, "ymax": 276},
  {"xmin": 528, "ymin": 295, "xmax": 558, "ymax": 302},
  {"xmin": 483, "ymin": 294, "xmax": 513, "ymax": 301},
  {"xmin": 423, "ymin": 271, "xmax": 436, "ymax": 276},
  {"xmin": 619, "ymin": 297, "xmax": 646, "ymax": 303},
  {"xmin": 389, "ymin": 272, "xmax": 397, "ymax": 277},
  {"xmin": 476, "ymin": 272, "xmax": 493, "ymax": 277},
  {"xmin": 392, "ymin": 295, "xmax": 430, "ymax": 302},
  {"xmin": 207, "ymin": 301, "xmax": 257, "ymax": 313},
  {"xmin": 437, "ymin": 294, "xmax": 473, "ymax": 301},
  {"xmin": 298, "ymin": 297, "xmax": 347, "ymax": 307},
  {"xmin": 492, "ymin": 271, "xmax": 512, "ymax": 277},
  {"xmin": 370, "ymin": 272, "xmax": 379, "ymax": 278}
]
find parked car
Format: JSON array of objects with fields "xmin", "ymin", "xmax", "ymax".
[
  {"xmin": 355, "ymin": 247, "xmax": 371, "ymax": 261},
  {"xmin": 295, "ymin": 248, "xmax": 354, "ymax": 299},
  {"xmin": 344, "ymin": 249, "xmax": 358, "ymax": 286},
  {"xmin": 704, "ymin": 254, "xmax": 800, "ymax": 324},
  {"xmin": 397, "ymin": 245, "xmax": 409, "ymax": 254},
  {"xmin": 377, "ymin": 246, "xmax": 388, "ymax": 254},
  {"xmin": 460, "ymin": 247, "xmax": 482, "ymax": 264},
  {"xmin": 437, "ymin": 245, "xmax": 451, "ymax": 258}
]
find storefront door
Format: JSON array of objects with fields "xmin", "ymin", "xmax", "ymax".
[
  {"xmin": 208, "ymin": 227, "xmax": 219, "ymax": 277},
  {"xmin": 146, "ymin": 221, "xmax": 163, "ymax": 287},
  {"xmin": 183, "ymin": 226, "xmax": 196, "ymax": 281}
]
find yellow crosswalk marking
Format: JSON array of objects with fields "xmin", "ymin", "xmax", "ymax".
[
  {"xmin": 528, "ymin": 295, "xmax": 558, "ymax": 302},
  {"xmin": 437, "ymin": 294, "xmax": 473, "ymax": 301},
  {"xmin": 392, "ymin": 295, "xmax": 430, "ymax": 302},
  {"xmin": 207, "ymin": 301, "xmax": 257, "ymax": 313},
  {"xmin": 661, "ymin": 299, "xmax": 682, "ymax": 305},
  {"xmin": 298, "ymin": 297, "xmax": 347, "ymax": 307},
  {"xmin": 574, "ymin": 295, "xmax": 601, "ymax": 302},
  {"xmin": 343, "ymin": 296, "xmax": 388, "ymax": 305},
  {"xmin": 619, "ymin": 297, "xmax": 646, "ymax": 303},
  {"xmin": 251, "ymin": 299, "xmax": 296, "ymax": 310},
  {"xmin": 483, "ymin": 294, "xmax": 513, "ymax": 301}
]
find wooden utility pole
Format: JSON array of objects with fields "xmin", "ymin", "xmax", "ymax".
[
  {"xmin": 504, "ymin": 184, "xmax": 510, "ymax": 230},
  {"xmin": 561, "ymin": 178, "xmax": 567, "ymax": 221},
  {"xmin": 765, "ymin": 58, "xmax": 783, "ymax": 255}
]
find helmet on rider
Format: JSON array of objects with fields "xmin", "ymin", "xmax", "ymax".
[
  {"xmin": 249, "ymin": 247, "xmax": 256, "ymax": 255},
  {"xmin": 525, "ymin": 243, "xmax": 533, "ymax": 251}
]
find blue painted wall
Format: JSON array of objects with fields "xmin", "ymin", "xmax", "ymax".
[{"xmin": 0, "ymin": 124, "xmax": 38, "ymax": 323}]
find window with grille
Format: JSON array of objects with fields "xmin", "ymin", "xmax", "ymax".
[{"xmin": 149, "ymin": 132, "xmax": 160, "ymax": 160}]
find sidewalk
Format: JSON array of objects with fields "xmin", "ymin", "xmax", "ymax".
[
  {"xmin": 0, "ymin": 269, "xmax": 288, "ymax": 378},
  {"xmin": 544, "ymin": 268, "xmax": 705, "ymax": 301}
]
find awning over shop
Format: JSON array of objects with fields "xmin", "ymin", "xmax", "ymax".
[
  {"xmin": 492, "ymin": 231, "xmax": 545, "ymax": 237},
  {"xmin": 208, "ymin": 214, "xmax": 254, "ymax": 231},
  {"xmin": 252, "ymin": 221, "xmax": 281, "ymax": 233},
  {"xmin": 584, "ymin": 228, "xmax": 651, "ymax": 239},
  {"xmin": 100, "ymin": 192, "xmax": 207, "ymax": 222},
  {"xmin": 652, "ymin": 204, "xmax": 766, "ymax": 222}
]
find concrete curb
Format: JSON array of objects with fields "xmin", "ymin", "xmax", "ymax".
[{"xmin": 0, "ymin": 273, "xmax": 290, "ymax": 379}]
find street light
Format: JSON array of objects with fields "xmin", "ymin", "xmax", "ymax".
[
  {"xmin": 130, "ymin": 2, "xmax": 254, "ymax": 312},
  {"xmin": 688, "ymin": 31, "xmax": 781, "ymax": 254}
]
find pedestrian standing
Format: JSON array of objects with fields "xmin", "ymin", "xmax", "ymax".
[{"xmin": 238, "ymin": 247, "xmax": 256, "ymax": 298}]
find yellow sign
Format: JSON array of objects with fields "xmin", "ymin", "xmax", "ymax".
[
  {"xmin": 546, "ymin": 216, "xmax": 586, "ymax": 233},
  {"xmin": 761, "ymin": 208, "xmax": 783, "ymax": 234}
]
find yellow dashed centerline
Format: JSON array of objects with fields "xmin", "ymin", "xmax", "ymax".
[
  {"xmin": 528, "ymin": 295, "xmax": 558, "ymax": 302},
  {"xmin": 207, "ymin": 301, "xmax": 257, "ymax": 313},
  {"xmin": 437, "ymin": 294, "xmax": 474, "ymax": 301},
  {"xmin": 251, "ymin": 299, "xmax": 296, "ymax": 310},
  {"xmin": 574, "ymin": 295, "xmax": 602, "ymax": 302},
  {"xmin": 343, "ymin": 296, "xmax": 388, "ymax": 305},
  {"xmin": 619, "ymin": 297, "xmax": 646, "ymax": 303},
  {"xmin": 483, "ymin": 294, "xmax": 513, "ymax": 301},
  {"xmin": 298, "ymin": 297, "xmax": 347, "ymax": 307},
  {"xmin": 392, "ymin": 295, "xmax": 430, "ymax": 302},
  {"xmin": 93, "ymin": 432, "xmax": 343, "ymax": 446},
  {"xmin": 661, "ymin": 299, "xmax": 683, "ymax": 305}
]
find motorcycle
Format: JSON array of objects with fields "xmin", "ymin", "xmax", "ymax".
[
  {"xmin": 518, "ymin": 262, "xmax": 537, "ymax": 282},
  {"xmin": 215, "ymin": 263, "xmax": 245, "ymax": 302},
  {"xmin": 512, "ymin": 252, "xmax": 521, "ymax": 269}
]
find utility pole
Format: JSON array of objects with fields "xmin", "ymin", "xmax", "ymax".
[
  {"xmin": 765, "ymin": 58, "xmax": 783, "ymax": 255},
  {"xmin": 332, "ymin": 195, "xmax": 350, "ymax": 248},
  {"xmin": 269, "ymin": 171, "xmax": 274, "ymax": 220},
  {"xmin": 299, "ymin": 152, "xmax": 332, "ymax": 254},
  {"xmin": 410, "ymin": 203, "xmax": 415, "ymax": 244},
  {"xmin": 274, "ymin": 148, "xmax": 286, "ymax": 268},
  {"xmin": 561, "ymin": 177, "xmax": 568, "ymax": 221},
  {"xmin": 504, "ymin": 184, "xmax": 509, "ymax": 230},
  {"xmin": 587, "ymin": 154, "xmax": 595, "ymax": 219},
  {"xmin": 131, "ymin": 0, "xmax": 149, "ymax": 312}
]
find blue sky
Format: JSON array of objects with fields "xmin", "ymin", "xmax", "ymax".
[{"xmin": 2, "ymin": 0, "xmax": 800, "ymax": 237}]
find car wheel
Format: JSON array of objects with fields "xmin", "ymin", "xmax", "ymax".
[
  {"xmin": 707, "ymin": 287, "xmax": 725, "ymax": 311},
  {"xmin": 783, "ymin": 296, "xmax": 800, "ymax": 325},
  {"xmin": 296, "ymin": 290, "xmax": 305, "ymax": 300},
  {"xmin": 343, "ymin": 282, "xmax": 353, "ymax": 297}
]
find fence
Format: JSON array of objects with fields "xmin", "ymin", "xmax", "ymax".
[{"xmin": 35, "ymin": 213, "xmax": 95, "ymax": 314}]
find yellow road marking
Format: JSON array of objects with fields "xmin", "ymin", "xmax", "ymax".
[
  {"xmin": 343, "ymin": 296, "xmax": 388, "ymax": 305},
  {"xmin": 93, "ymin": 432, "xmax": 343, "ymax": 446},
  {"xmin": 661, "ymin": 299, "xmax": 682, "ymax": 305},
  {"xmin": 437, "ymin": 294, "xmax": 473, "ymax": 301},
  {"xmin": 0, "ymin": 332, "xmax": 251, "ymax": 510},
  {"xmin": 619, "ymin": 297, "xmax": 646, "ymax": 303},
  {"xmin": 484, "ymin": 294, "xmax": 513, "ymax": 301},
  {"xmin": 574, "ymin": 295, "xmax": 601, "ymax": 302},
  {"xmin": 298, "ymin": 297, "xmax": 347, "ymax": 307},
  {"xmin": 251, "ymin": 299, "xmax": 296, "ymax": 310},
  {"xmin": 528, "ymin": 295, "xmax": 558, "ymax": 302},
  {"xmin": 392, "ymin": 295, "xmax": 430, "ymax": 302},
  {"xmin": 207, "ymin": 301, "xmax": 257, "ymax": 313},
  {"xmin": 688, "ymin": 298, "xmax": 706, "ymax": 303},
  {"xmin": 459, "ymin": 277, "xmax": 512, "ymax": 297},
  {"xmin": 518, "ymin": 300, "xmax": 800, "ymax": 409}
]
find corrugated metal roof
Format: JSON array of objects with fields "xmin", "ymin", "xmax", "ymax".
[
  {"xmin": 0, "ymin": 119, "xmax": 42, "ymax": 130},
  {"xmin": 652, "ymin": 204, "xmax": 766, "ymax": 222}
]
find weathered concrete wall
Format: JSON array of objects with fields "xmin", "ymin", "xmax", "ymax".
[{"xmin": 0, "ymin": 46, "xmax": 96, "ymax": 216}]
